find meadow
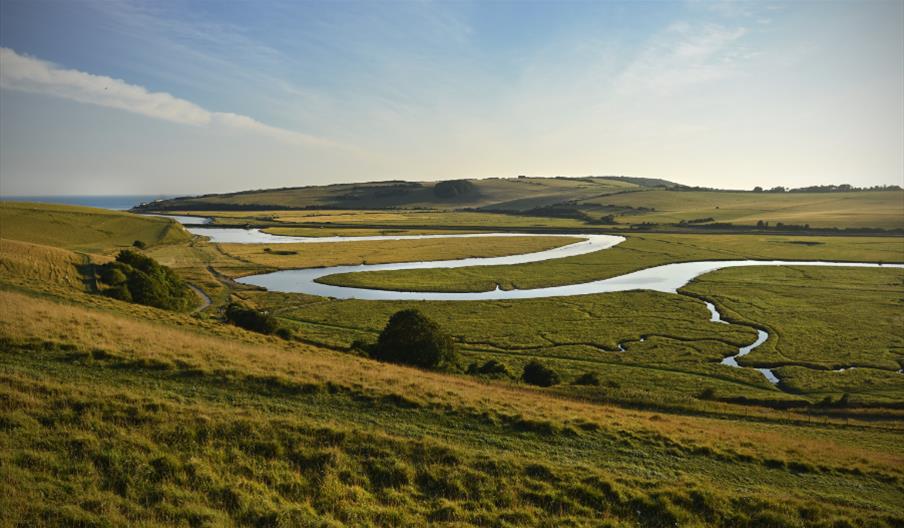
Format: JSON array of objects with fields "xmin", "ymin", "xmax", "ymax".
[
  {"xmin": 577, "ymin": 189, "xmax": 904, "ymax": 229},
  {"xmin": 1, "ymin": 201, "xmax": 903, "ymax": 526},
  {"xmin": 218, "ymin": 235, "xmax": 573, "ymax": 272},
  {"xmin": 0, "ymin": 201, "xmax": 190, "ymax": 254},
  {"xmin": 317, "ymin": 232, "xmax": 904, "ymax": 292}
]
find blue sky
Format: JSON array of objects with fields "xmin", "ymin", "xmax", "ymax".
[{"xmin": 1, "ymin": 0, "xmax": 901, "ymax": 195}]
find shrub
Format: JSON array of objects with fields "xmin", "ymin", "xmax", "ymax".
[
  {"xmin": 99, "ymin": 266, "xmax": 128, "ymax": 285},
  {"xmin": 132, "ymin": 240, "xmax": 147, "ymax": 249},
  {"xmin": 522, "ymin": 360, "xmax": 561, "ymax": 387},
  {"xmin": 573, "ymin": 372, "xmax": 600, "ymax": 386},
  {"xmin": 371, "ymin": 309, "xmax": 456, "ymax": 369},
  {"xmin": 95, "ymin": 251, "xmax": 194, "ymax": 311},
  {"xmin": 104, "ymin": 285, "xmax": 132, "ymax": 302},
  {"xmin": 224, "ymin": 303, "xmax": 280, "ymax": 335},
  {"xmin": 349, "ymin": 339, "xmax": 374, "ymax": 356},
  {"xmin": 467, "ymin": 359, "xmax": 511, "ymax": 377}
]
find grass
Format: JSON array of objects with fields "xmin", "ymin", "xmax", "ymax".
[
  {"xmin": 2, "ymin": 201, "xmax": 904, "ymax": 526},
  {"xmin": 217, "ymin": 235, "xmax": 574, "ymax": 271},
  {"xmin": 684, "ymin": 266, "xmax": 904, "ymax": 402},
  {"xmin": 138, "ymin": 175, "xmax": 647, "ymax": 212},
  {"xmin": 318, "ymin": 232, "xmax": 904, "ymax": 292},
  {"xmin": 2, "ymin": 287, "xmax": 903, "ymax": 526},
  {"xmin": 0, "ymin": 201, "xmax": 190, "ymax": 254},
  {"xmin": 262, "ymin": 227, "xmax": 485, "ymax": 237},
  {"xmin": 269, "ymin": 265, "xmax": 904, "ymax": 407},
  {"xmin": 578, "ymin": 189, "xmax": 904, "ymax": 229},
  {"xmin": 176, "ymin": 208, "xmax": 588, "ymax": 229}
]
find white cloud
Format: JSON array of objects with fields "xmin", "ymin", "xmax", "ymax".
[
  {"xmin": 615, "ymin": 22, "xmax": 750, "ymax": 95},
  {"xmin": 0, "ymin": 47, "xmax": 336, "ymax": 148}
]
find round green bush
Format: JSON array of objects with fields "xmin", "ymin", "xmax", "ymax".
[
  {"xmin": 372, "ymin": 309, "xmax": 456, "ymax": 369},
  {"xmin": 522, "ymin": 360, "xmax": 561, "ymax": 387}
]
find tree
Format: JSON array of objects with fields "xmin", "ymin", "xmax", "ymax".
[
  {"xmin": 522, "ymin": 360, "xmax": 561, "ymax": 387},
  {"xmin": 753, "ymin": 186, "xmax": 763, "ymax": 192},
  {"xmin": 372, "ymin": 309, "xmax": 456, "ymax": 369}
]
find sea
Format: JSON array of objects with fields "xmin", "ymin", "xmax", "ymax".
[{"xmin": 1, "ymin": 195, "xmax": 180, "ymax": 211}]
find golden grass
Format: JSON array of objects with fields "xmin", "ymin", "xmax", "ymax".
[
  {"xmin": 0, "ymin": 239, "xmax": 93, "ymax": 292},
  {"xmin": 218, "ymin": 235, "xmax": 575, "ymax": 270},
  {"xmin": 2, "ymin": 287, "xmax": 900, "ymax": 479},
  {"xmin": 0, "ymin": 201, "xmax": 190, "ymax": 254},
  {"xmin": 586, "ymin": 190, "xmax": 904, "ymax": 229}
]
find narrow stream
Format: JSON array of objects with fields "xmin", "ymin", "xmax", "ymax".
[{"xmin": 706, "ymin": 303, "xmax": 778, "ymax": 384}]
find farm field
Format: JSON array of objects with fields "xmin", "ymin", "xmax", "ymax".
[{"xmin": 1, "ymin": 202, "xmax": 903, "ymax": 526}]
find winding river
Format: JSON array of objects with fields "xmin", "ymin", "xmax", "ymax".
[{"xmin": 155, "ymin": 215, "xmax": 904, "ymax": 385}]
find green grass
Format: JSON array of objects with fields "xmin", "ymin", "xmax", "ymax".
[
  {"xmin": 269, "ymin": 265, "xmax": 904, "ymax": 407},
  {"xmin": 684, "ymin": 266, "xmax": 904, "ymax": 402},
  {"xmin": 578, "ymin": 189, "xmax": 904, "ymax": 229},
  {"xmin": 0, "ymin": 201, "xmax": 190, "ymax": 254},
  {"xmin": 318, "ymin": 233, "xmax": 904, "ymax": 292},
  {"xmin": 3, "ymin": 201, "xmax": 904, "ymax": 526},
  {"xmin": 2, "ymin": 284, "xmax": 903, "ymax": 527}
]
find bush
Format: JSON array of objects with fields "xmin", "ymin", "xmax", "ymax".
[
  {"xmin": 95, "ymin": 251, "xmax": 194, "ymax": 311},
  {"xmin": 522, "ymin": 360, "xmax": 561, "ymax": 387},
  {"xmin": 371, "ymin": 309, "xmax": 456, "ymax": 369},
  {"xmin": 132, "ymin": 240, "xmax": 147, "ymax": 249},
  {"xmin": 467, "ymin": 359, "xmax": 511, "ymax": 378},
  {"xmin": 99, "ymin": 266, "xmax": 128, "ymax": 285},
  {"xmin": 573, "ymin": 372, "xmax": 600, "ymax": 386},
  {"xmin": 224, "ymin": 303, "xmax": 280, "ymax": 335}
]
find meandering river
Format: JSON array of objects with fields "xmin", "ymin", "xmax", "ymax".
[{"xmin": 154, "ymin": 214, "xmax": 903, "ymax": 385}]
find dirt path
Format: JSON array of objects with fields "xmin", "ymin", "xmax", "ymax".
[{"xmin": 188, "ymin": 284, "xmax": 212, "ymax": 313}]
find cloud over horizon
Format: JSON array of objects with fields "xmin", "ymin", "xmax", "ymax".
[{"xmin": 0, "ymin": 47, "xmax": 337, "ymax": 148}]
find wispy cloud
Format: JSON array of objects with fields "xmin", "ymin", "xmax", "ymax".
[
  {"xmin": 0, "ymin": 47, "xmax": 337, "ymax": 148},
  {"xmin": 615, "ymin": 22, "xmax": 750, "ymax": 95}
]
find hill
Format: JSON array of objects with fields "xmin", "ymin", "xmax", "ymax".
[
  {"xmin": 134, "ymin": 175, "xmax": 671, "ymax": 212},
  {"xmin": 135, "ymin": 176, "xmax": 904, "ymax": 231},
  {"xmin": 0, "ymin": 201, "xmax": 191, "ymax": 254}
]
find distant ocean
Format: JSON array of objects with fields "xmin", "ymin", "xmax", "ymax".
[{"xmin": 1, "ymin": 195, "xmax": 180, "ymax": 211}]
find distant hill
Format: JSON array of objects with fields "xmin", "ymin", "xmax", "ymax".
[{"xmin": 134, "ymin": 175, "xmax": 678, "ymax": 212}]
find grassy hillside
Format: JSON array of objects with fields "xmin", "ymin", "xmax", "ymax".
[
  {"xmin": 0, "ymin": 201, "xmax": 190, "ymax": 254},
  {"xmin": 136, "ymin": 176, "xmax": 662, "ymax": 212},
  {"xmin": 2, "ymin": 201, "xmax": 903, "ymax": 526},
  {"xmin": 137, "ymin": 176, "xmax": 903, "ymax": 231},
  {"xmin": 577, "ymin": 190, "xmax": 904, "ymax": 229},
  {"xmin": 2, "ymin": 260, "xmax": 903, "ymax": 526}
]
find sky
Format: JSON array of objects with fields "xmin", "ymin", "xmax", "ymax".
[{"xmin": 0, "ymin": 0, "xmax": 902, "ymax": 196}]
